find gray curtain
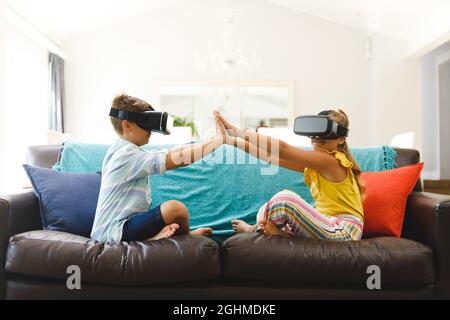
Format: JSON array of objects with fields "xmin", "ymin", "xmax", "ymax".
[{"xmin": 49, "ymin": 53, "xmax": 65, "ymax": 133}]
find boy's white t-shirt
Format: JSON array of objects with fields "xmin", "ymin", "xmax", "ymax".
[{"xmin": 90, "ymin": 138, "xmax": 167, "ymax": 243}]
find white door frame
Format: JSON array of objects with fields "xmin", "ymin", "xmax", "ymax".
[
  {"xmin": 435, "ymin": 51, "xmax": 450, "ymax": 180},
  {"xmin": 157, "ymin": 80, "xmax": 296, "ymax": 127}
]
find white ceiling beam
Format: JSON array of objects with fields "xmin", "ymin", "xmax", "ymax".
[
  {"xmin": 408, "ymin": 30, "xmax": 450, "ymax": 59},
  {"xmin": 6, "ymin": 7, "xmax": 68, "ymax": 60}
]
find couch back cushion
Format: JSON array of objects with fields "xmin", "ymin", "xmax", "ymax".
[
  {"xmin": 25, "ymin": 145, "xmax": 62, "ymax": 169},
  {"xmin": 29, "ymin": 144, "xmax": 420, "ymax": 190},
  {"xmin": 394, "ymin": 148, "xmax": 422, "ymax": 192}
]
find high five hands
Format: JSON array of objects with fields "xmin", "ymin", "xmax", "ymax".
[{"xmin": 214, "ymin": 111, "xmax": 240, "ymax": 140}]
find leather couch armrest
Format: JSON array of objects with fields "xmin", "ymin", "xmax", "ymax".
[
  {"xmin": 0, "ymin": 190, "xmax": 41, "ymax": 300},
  {"xmin": 403, "ymin": 191, "xmax": 450, "ymax": 299}
]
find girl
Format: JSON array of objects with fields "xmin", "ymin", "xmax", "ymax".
[{"xmin": 215, "ymin": 109, "xmax": 365, "ymax": 241}]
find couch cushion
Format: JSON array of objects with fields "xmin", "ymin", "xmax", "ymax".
[
  {"xmin": 394, "ymin": 148, "xmax": 422, "ymax": 192},
  {"xmin": 25, "ymin": 145, "xmax": 62, "ymax": 169},
  {"xmin": 6, "ymin": 231, "xmax": 221, "ymax": 286},
  {"xmin": 362, "ymin": 163, "xmax": 424, "ymax": 238},
  {"xmin": 222, "ymin": 233, "xmax": 434, "ymax": 287},
  {"xmin": 23, "ymin": 165, "xmax": 100, "ymax": 237}
]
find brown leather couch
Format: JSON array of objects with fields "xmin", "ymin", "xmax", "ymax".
[{"xmin": 1, "ymin": 146, "xmax": 449, "ymax": 300}]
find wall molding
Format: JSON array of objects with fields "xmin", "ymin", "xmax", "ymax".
[{"xmin": 6, "ymin": 7, "xmax": 67, "ymax": 60}]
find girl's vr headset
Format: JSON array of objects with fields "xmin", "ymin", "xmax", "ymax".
[
  {"xmin": 109, "ymin": 107, "xmax": 173, "ymax": 135},
  {"xmin": 294, "ymin": 110, "xmax": 349, "ymax": 139}
]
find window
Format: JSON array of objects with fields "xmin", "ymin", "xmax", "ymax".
[{"xmin": 1, "ymin": 23, "xmax": 49, "ymax": 193}]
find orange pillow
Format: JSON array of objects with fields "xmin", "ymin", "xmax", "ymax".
[{"xmin": 361, "ymin": 162, "xmax": 424, "ymax": 238}]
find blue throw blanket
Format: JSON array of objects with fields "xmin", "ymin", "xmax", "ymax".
[{"xmin": 54, "ymin": 143, "xmax": 397, "ymax": 241}]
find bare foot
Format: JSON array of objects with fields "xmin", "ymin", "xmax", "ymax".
[
  {"xmin": 191, "ymin": 227, "xmax": 213, "ymax": 236},
  {"xmin": 260, "ymin": 219, "xmax": 292, "ymax": 237},
  {"xmin": 148, "ymin": 223, "xmax": 179, "ymax": 241},
  {"xmin": 231, "ymin": 220, "xmax": 258, "ymax": 233}
]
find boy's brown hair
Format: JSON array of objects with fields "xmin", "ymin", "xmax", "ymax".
[{"xmin": 110, "ymin": 94, "xmax": 154, "ymax": 135}]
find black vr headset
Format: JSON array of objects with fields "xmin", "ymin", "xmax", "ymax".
[
  {"xmin": 109, "ymin": 107, "xmax": 173, "ymax": 135},
  {"xmin": 293, "ymin": 110, "xmax": 349, "ymax": 139}
]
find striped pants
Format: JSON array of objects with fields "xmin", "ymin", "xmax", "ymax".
[{"xmin": 256, "ymin": 190, "xmax": 363, "ymax": 241}]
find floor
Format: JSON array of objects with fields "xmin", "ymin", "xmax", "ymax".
[{"xmin": 423, "ymin": 180, "xmax": 450, "ymax": 195}]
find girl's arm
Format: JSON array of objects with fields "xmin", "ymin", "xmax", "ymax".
[
  {"xmin": 216, "ymin": 112, "xmax": 336, "ymax": 171},
  {"xmin": 226, "ymin": 137, "xmax": 305, "ymax": 172},
  {"xmin": 166, "ymin": 136, "xmax": 225, "ymax": 170},
  {"xmin": 215, "ymin": 111, "xmax": 279, "ymax": 153}
]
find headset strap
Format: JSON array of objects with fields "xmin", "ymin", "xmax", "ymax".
[
  {"xmin": 109, "ymin": 107, "xmax": 145, "ymax": 122},
  {"xmin": 318, "ymin": 110, "xmax": 333, "ymax": 116},
  {"xmin": 337, "ymin": 125, "xmax": 349, "ymax": 137},
  {"xmin": 318, "ymin": 110, "xmax": 349, "ymax": 137}
]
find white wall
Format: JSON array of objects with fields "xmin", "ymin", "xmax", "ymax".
[
  {"xmin": 62, "ymin": 0, "xmax": 370, "ymax": 145},
  {"xmin": 370, "ymin": 33, "xmax": 422, "ymax": 151},
  {"xmin": 61, "ymin": 0, "xmax": 423, "ymax": 153},
  {"xmin": 0, "ymin": 0, "xmax": 6, "ymax": 192},
  {"xmin": 409, "ymin": 8, "xmax": 450, "ymax": 56},
  {"xmin": 422, "ymin": 42, "xmax": 450, "ymax": 179},
  {"xmin": 440, "ymin": 60, "xmax": 450, "ymax": 179}
]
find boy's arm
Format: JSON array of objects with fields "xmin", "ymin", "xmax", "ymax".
[{"xmin": 166, "ymin": 136, "xmax": 225, "ymax": 170}]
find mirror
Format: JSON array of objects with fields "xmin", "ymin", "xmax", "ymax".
[{"xmin": 159, "ymin": 81, "xmax": 295, "ymax": 141}]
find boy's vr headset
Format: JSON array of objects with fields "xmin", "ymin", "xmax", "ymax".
[
  {"xmin": 109, "ymin": 107, "xmax": 173, "ymax": 135},
  {"xmin": 293, "ymin": 110, "xmax": 349, "ymax": 139}
]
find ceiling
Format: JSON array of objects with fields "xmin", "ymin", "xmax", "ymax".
[
  {"xmin": 6, "ymin": 0, "xmax": 184, "ymax": 42},
  {"xmin": 268, "ymin": 0, "xmax": 450, "ymax": 51},
  {"xmin": 6, "ymin": 0, "xmax": 450, "ymax": 52}
]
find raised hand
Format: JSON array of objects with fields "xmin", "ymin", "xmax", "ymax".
[
  {"xmin": 213, "ymin": 111, "xmax": 239, "ymax": 137},
  {"xmin": 214, "ymin": 111, "xmax": 227, "ymax": 138}
]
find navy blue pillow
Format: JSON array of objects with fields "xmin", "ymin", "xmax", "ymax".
[{"xmin": 23, "ymin": 165, "xmax": 101, "ymax": 237}]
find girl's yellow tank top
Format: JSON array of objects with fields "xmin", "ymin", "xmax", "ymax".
[{"xmin": 304, "ymin": 149, "xmax": 364, "ymax": 221}]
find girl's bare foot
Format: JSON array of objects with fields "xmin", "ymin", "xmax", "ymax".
[
  {"xmin": 148, "ymin": 223, "xmax": 179, "ymax": 241},
  {"xmin": 191, "ymin": 227, "xmax": 213, "ymax": 236},
  {"xmin": 260, "ymin": 219, "xmax": 292, "ymax": 237},
  {"xmin": 232, "ymin": 220, "xmax": 258, "ymax": 233}
]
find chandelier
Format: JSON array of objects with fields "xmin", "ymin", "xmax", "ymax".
[{"xmin": 195, "ymin": 6, "xmax": 261, "ymax": 79}]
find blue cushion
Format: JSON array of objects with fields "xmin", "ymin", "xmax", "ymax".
[{"xmin": 23, "ymin": 165, "xmax": 101, "ymax": 237}]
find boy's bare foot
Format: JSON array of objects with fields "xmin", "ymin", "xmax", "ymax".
[
  {"xmin": 232, "ymin": 220, "xmax": 258, "ymax": 233},
  {"xmin": 191, "ymin": 227, "xmax": 213, "ymax": 236},
  {"xmin": 260, "ymin": 219, "xmax": 292, "ymax": 237},
  {"xmin": 148, "ymin": 223, "xmax": 179, "ymax": 241}
]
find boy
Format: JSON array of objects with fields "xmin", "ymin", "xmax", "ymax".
[{"xmin": 91, "ymin": 94, "xmax": 225, "ymax": 244}]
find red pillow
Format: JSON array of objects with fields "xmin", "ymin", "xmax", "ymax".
[{"xmin": 361, "ymin": 162, "xmax": 424, "ymax": 238}]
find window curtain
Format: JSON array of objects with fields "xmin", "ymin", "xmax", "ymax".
[{"xmin": 49, "ymin": 53, "xmax": 65, "ymax": 133}]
